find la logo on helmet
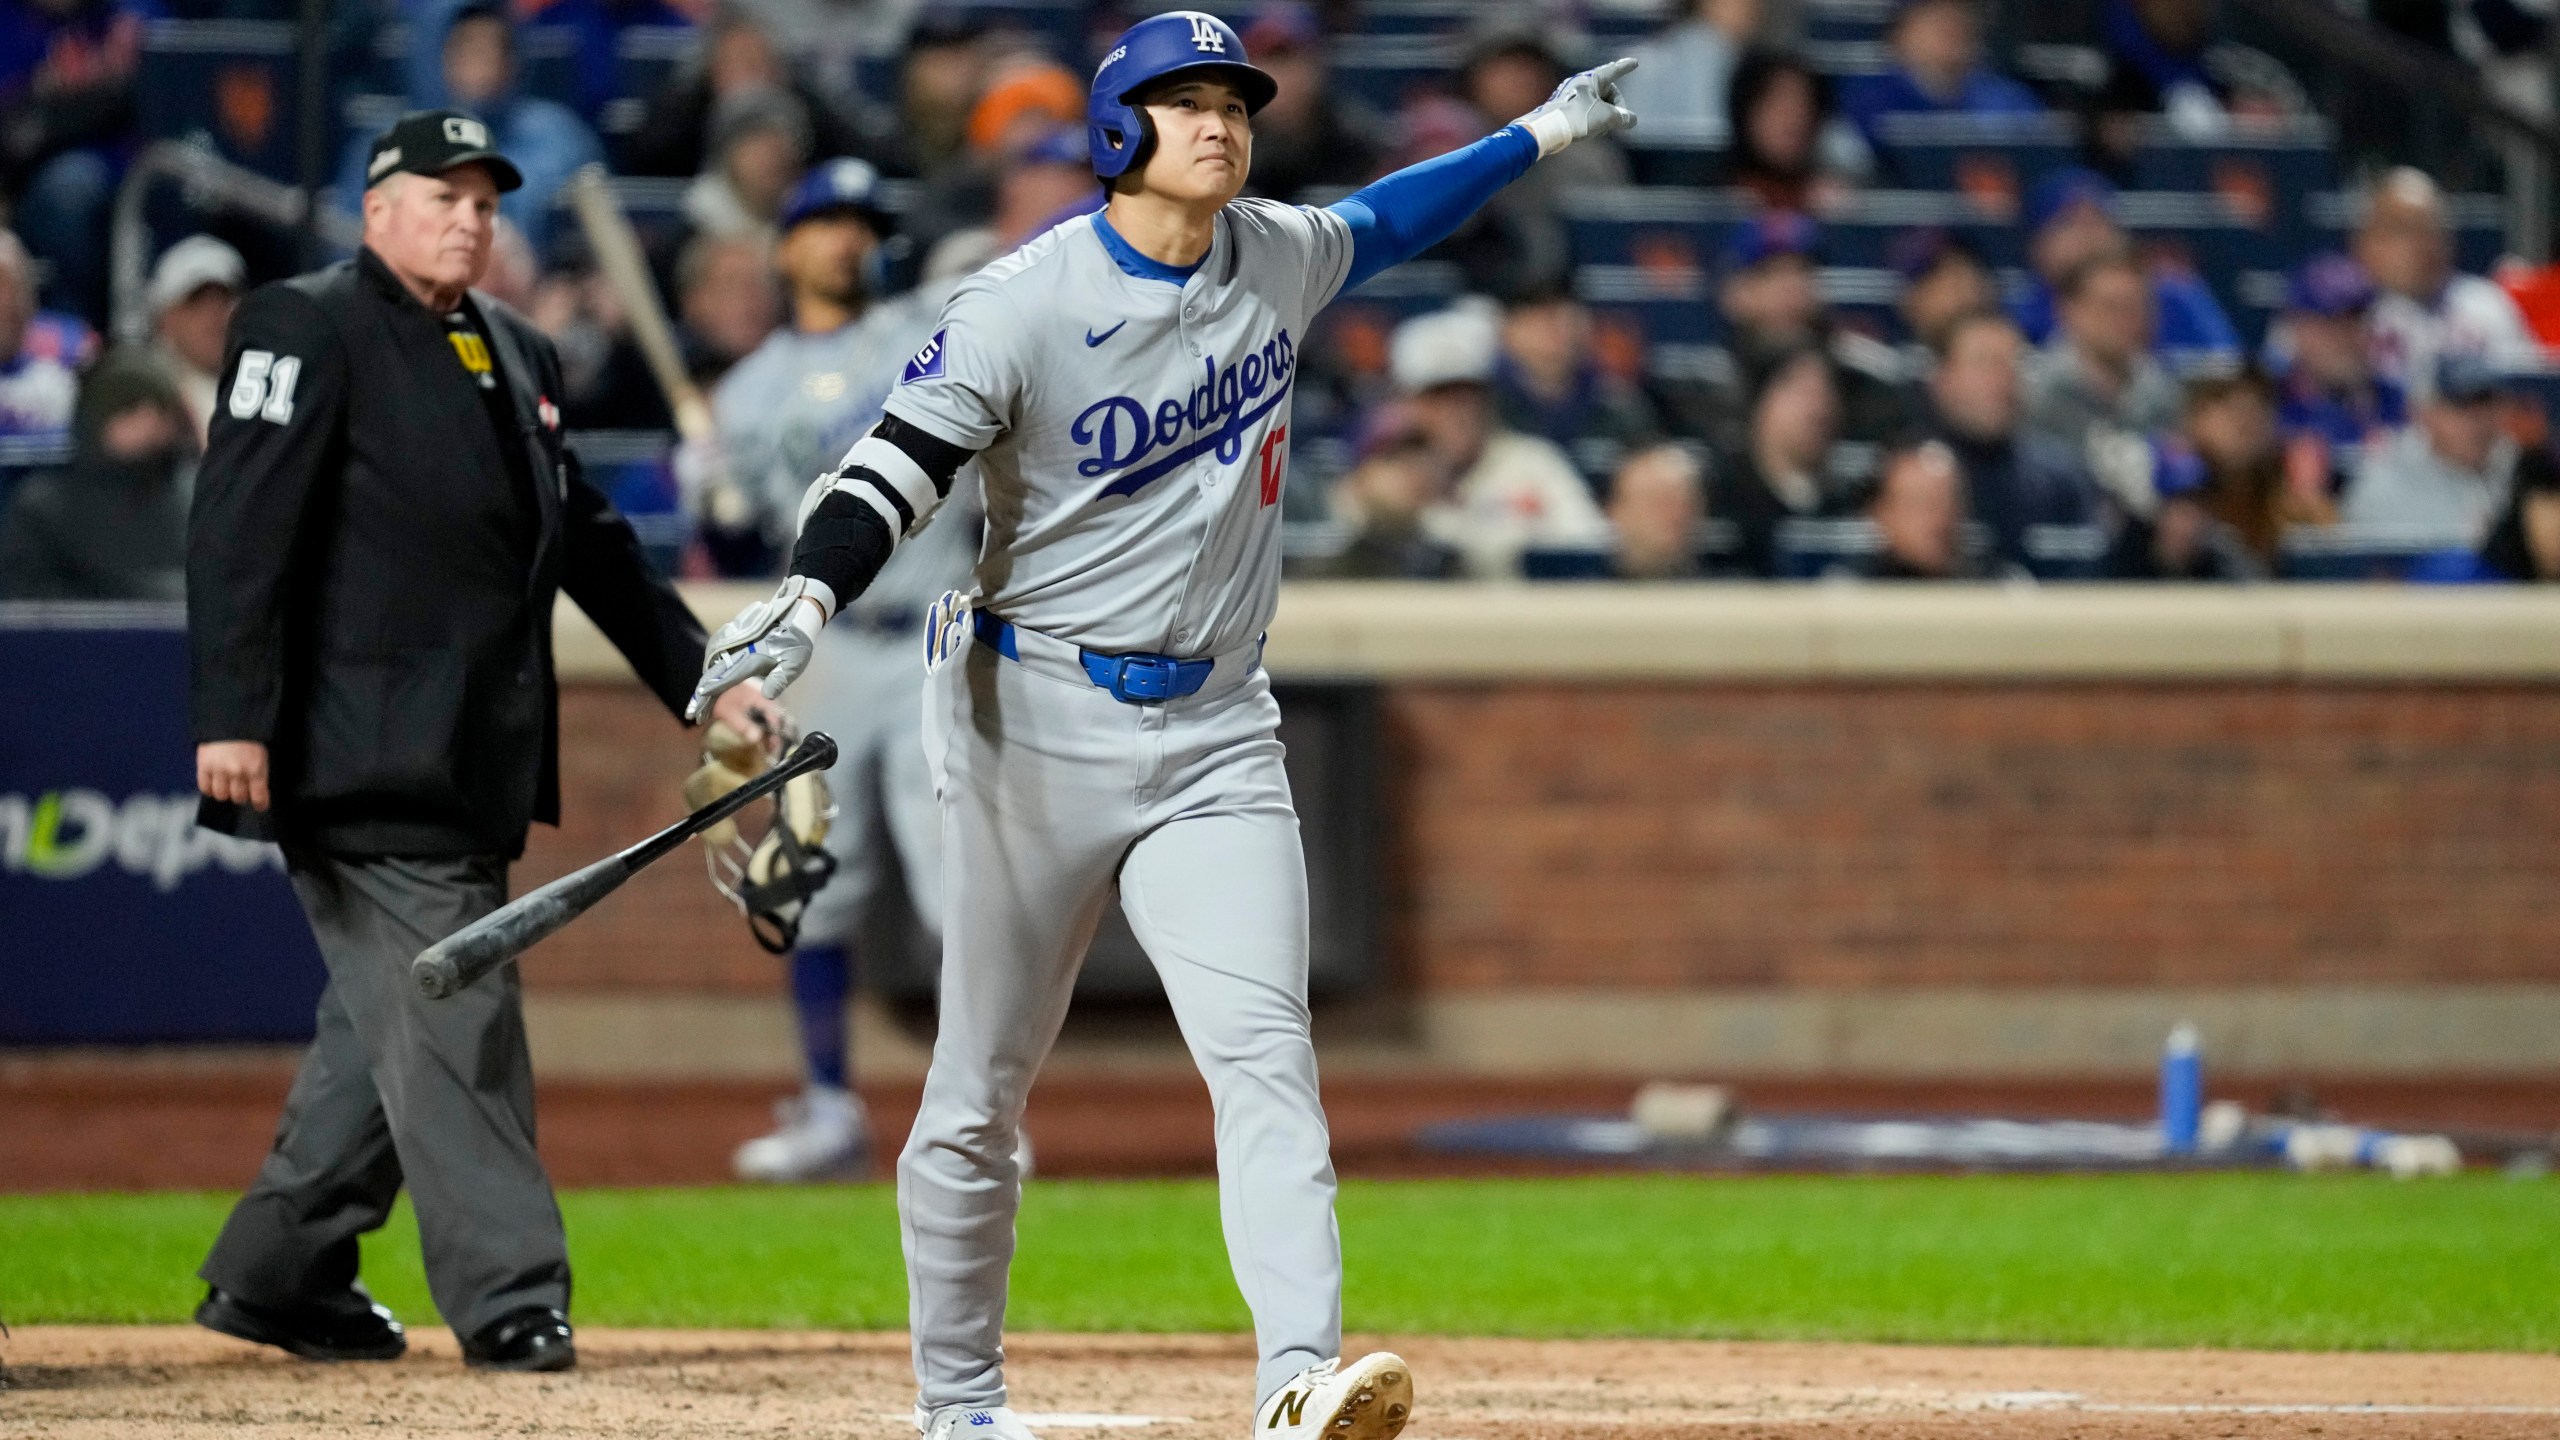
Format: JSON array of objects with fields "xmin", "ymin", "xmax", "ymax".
[{"xmin": 1188, "ymin": 15, "xmax": 1226, "ymax": 51}]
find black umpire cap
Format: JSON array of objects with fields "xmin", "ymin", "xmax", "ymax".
[{"xmin": 364, "ymin": 109, "xmax": 525, "ymax": 192}]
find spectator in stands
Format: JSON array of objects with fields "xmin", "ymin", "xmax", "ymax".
[
  {"xmin": 0, "ymin": 347, "xmax": 191, "ymax": 599},
  {"xmin": 519, "ymin": 0, "xmax": 697, "ymax": 124},
  {"xmin": 921, "ymin": 126, "xmax": 1099, "ymax": 283},
  {"xmin": 674, "ymin": 231, "xmax": 779, "ymax": 386},
  {"xmin": 1387, "ymin": 302, "xmax": 1607, "ymax": 578},
  {"xmin": 2182, "ymin": 365, "xmax": 2333, "ymax": 570},
  {"xmin": 2011, "ymin": 167, "xmax": 2239, "ymax": 362},
  {"xmin": 2025, "ymin": 253, "xmax": 2182, "ymax": 466},
  {"xmin": 1620, "ymin": 0, "xmax": 1763, "ymax": 141},
  {"xmin": 1454, "ymin": 29, "xmax": 1624, "ymax": 296},
  {"xmin": 894, "ymin": 11, "xmax": 988, "ymax": 180},
  {"xmin": 1927, "ymin": 309, "xmax": 2099, "ymax": 572},
  {"xmin": 1677, "ymin": 213, "xmax": 1906, "ymax": 452},
  {"xmin": 1607, "ymin": 443, "xmax": 1710, "ymax": 578},
  {"xmin": 1493, "ymin": 276, "xmax": 1662, "ymax": 495},
  {"xmin": 1712, "ymin": 344, "xmax": 1844, "ymax": 577},
  {"xmin": 2481, "ymin": 444, "xmax": 2560, "ymax": 581},
  {"xmin": 0, "ymin": 233, "xmax": 75, "ymax": 441},
  {"xmin": 1313, "ymin": 425, "xmax": 1466, "ymax": 580},
  {"xmin": 1891, "ymin": 226, "xmax": 1996, "ymax": 357},
  {"xmin": 2357, "ymin": 166, "xmax": 2542, "ymax": 404},
  {"xmin": 684, "ymin": 87, "xmax": 812, "ymax": 242},
  {"xmin": 963, "ymin": 57, "xmax": 1083, "ymax": 160},
  {"xmin": 0, "ymin": 0, "xmax": 146, "ymax": 322},
  {"xmin": 2345, "ymin": 353, "xmax": 2523, "ymax": 546},
  {"xmin": 1240, "ymin": 4, "xmax": 1381, "ymax": 200},
  {"xmin": 2124, "ymin": 436, "xmax": 2269, "ymax": 579},
  {"xmin": 1724, "ymin": 49, "xmax": 1869, "ymax": 214},
  {"xmin": 1388, "ymin": 94, "xmax": 1561, "ymax": 296},
  {"xmin": 1839, "ymin": 0, "xmax": 2043, "ymax": 152},
  {"xmin": 2087, "ymin": 0, "xmax": 2306, "ymax": 142},
  {"xmin": 2266, "ymin": 253, "xmax": 2400, "ymax": 448},
  {"xmin": 1863, "ymin": 438, "xmax": 1976, "ymax": 578},
  {"xmin": 534, "ymin": 263, "xmax": 672, "ymax": 429},
  {"xmin": 626, "ymin": 3, "xmax": 889, "ymax": 180},
  {"xmin": 144, "ymin": 235, "xmax": 245, "ymax": 450},
  {"xmin": 351, "ymin": 2, "xmax": 605, "ymax": 256}
]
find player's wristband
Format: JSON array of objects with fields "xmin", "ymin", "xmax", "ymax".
[{"xmin": 1519, "ymin": 113, "xmax": 1574, "ymax": 160}]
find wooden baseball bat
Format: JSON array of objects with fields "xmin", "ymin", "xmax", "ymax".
[
  {"xmin": 566, "ymin": 163, "xmax": 713, "ymax": 443},
  {"xmin": 412, "ymin": 732, "xmax": 839, "ymax": 999}
]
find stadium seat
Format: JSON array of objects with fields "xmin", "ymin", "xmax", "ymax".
[
  {"xmin": 1329, "ymin": 33, "xmax": 1464, "ymax": 111},
  {"xmin": 138, "ymin": 20, "xmax": 303, "ymax": 183},
  {"xmin": 2279, "ymin": 522, "xmax": 2484, "ymax": 580},
  {"xmin": 1773, "ymin": 516, "xmax": 1886, "ymax": 578},
  {"xmin": 1866, "ymin": 111, "xmax": 2078, "ymax": 209}
]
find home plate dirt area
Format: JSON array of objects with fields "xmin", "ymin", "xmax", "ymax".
[{"xmin": 9, "ymin": 1330, "xmax": 2560, "ymax": 1440}]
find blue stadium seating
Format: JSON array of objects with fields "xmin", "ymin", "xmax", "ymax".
[{"xmin": 137, "ymin": 21, "xmax": 304, "ymax": 183}]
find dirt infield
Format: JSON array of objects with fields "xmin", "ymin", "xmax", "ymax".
[{"xmin": 8, "ymin": 1328, "xmax": 2560, "ymax": 1439}]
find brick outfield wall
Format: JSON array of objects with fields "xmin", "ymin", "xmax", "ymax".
[{"xmin": 526, "ymin": 683, "xmax": 2560, "ymax": 994}]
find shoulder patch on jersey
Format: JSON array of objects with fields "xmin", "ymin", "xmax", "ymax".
[{"xmin": 902, "ymin": 329, "xmax": 948, "ymax": 385}]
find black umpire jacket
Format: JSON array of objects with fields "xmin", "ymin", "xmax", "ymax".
[{"xmin": 188, "ymin": 246, "xmax": 705, "ymax": 857}]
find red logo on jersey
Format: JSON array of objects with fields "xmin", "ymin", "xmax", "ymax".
[{"xmin": 1257, "ymin": 425, "xmax": 1288, "ymax": 507}]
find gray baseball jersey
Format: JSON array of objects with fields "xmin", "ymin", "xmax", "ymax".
[
  {"xmin": 879, "ymin": 198, "xmax": 1353, "ymax": 658},
  {"xmin": 883, "ymin": 200, "xmax": 1357, "ymax": 1419}
]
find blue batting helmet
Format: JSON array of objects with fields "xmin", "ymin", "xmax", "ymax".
[{"xmin": 1087, "ymin": 11, "xmax": 1278, "ymax": 181}]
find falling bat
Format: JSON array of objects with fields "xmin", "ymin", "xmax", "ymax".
[{"xmin": 412, "ymin": 732, "xmax": 839, "ymax": 999}]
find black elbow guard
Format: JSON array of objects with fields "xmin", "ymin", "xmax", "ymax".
[{"xmin": 791, "ymin": 490, "xmax": 896, "ymax": 606}]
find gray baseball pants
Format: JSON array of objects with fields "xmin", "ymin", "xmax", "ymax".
[
  {"xmin": 199, "ymin": 851, "xmax": 570, "ymax": 1338},
  {"xmin": 900, "ymin": 621, "xmax": 1340, "ymax": 1412}
]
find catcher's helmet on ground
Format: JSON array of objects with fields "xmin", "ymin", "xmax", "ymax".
[{"xmin": 1087, "ymin": 10, "xmax": 1279, "ymax": 180}]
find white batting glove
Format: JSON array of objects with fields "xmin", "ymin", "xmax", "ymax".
[
  {"xmin": 688, "ymin": 574, "xmax": 835, "ymax": 720},
  {"xmin": 1518, "ymin": 57, "xmax": 1639, "ymax": 159}
]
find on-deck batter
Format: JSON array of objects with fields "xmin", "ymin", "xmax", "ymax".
[
  {"xmin": 709, "ymin": 159, "xmax": 978, "ymax": 1182},
  {"xmin": 689, "ymin": 16, "xmax": 1638, "ymax": 1440}
]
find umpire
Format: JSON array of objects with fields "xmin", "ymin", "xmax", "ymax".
[{"xmin": 186, "ymin": 111, "xmax": 764, "ymax": 1371}]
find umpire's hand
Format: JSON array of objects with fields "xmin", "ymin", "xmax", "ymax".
[{"xmin": 198, "ymin": 740, "xmax": 271, "ymax": 811}]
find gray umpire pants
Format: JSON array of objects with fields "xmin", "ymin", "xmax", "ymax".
[{"xmin": 199, "ymin": 851, "xmax": 570, "ymax": 1338}]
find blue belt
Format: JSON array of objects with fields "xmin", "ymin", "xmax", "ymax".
[{"xmin": 972, "ymin": 609, "xmax": 1215, "ymax": 705}]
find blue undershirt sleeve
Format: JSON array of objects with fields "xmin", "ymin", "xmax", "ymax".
[{"xmin": 1327, "ymin": 124, "xmax": 1542, "ymax": 294}]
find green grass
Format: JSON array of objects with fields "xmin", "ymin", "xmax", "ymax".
[{"xmin": 5, "ymin": 1174, "xmax": 2554, "ymax": 1350}]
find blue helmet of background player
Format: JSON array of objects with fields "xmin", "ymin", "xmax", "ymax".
[
  {"xmin": 780, "ymin": 157, "xmax": 896, "ymax": 235},
  {"xmin": 1087, "ymin": 10, "xmax": 1279, "ymax": 182}
]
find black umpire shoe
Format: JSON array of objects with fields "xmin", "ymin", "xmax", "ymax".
[
  {"xmin": 195, "ymin": 1286, "xmax": 407, "ymax": 1361},
  {"xmin": 462, "ymin": 1306, "xmax": 576, "ymax": 1372}
]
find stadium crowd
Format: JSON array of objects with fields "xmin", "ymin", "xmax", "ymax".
[{"xmin": 3, "ymin": 0, "xmax": 2560, "ymax": 597}]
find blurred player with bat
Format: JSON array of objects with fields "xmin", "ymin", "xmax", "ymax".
[
  {"xmin": 185, "ymin": 111, "xmax": 769, "ymax": 1374},
  {"xmin": 693, "ymin": 158, "xmax": 983, "ymax": 1182}
]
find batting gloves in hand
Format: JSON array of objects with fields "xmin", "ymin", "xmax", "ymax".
[
  {"xmin": 689, "ymin": 574, "xmax": 836, "ymax": 720},
  {"xmin": 1519, "ymin": 57, "xmax": 1639, "ymax": 158}
]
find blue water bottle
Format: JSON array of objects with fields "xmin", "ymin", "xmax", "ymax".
[{"xmin": 2160, "ymin": 1022, "xmax": 2202, "ymax": 1156}]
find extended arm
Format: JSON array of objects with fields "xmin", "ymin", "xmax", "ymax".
[{"xmin": 1327, "ymin": 57, "xmax": 1639, "ymax": 294}]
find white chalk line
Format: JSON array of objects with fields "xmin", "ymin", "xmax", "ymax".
[{"xmin": 1975, "ymin": 1391, "xmax": 2560, "ymax": 1416}]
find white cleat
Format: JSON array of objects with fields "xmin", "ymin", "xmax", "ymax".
[
  {"xmin": 733, "ymin": 1085, "xmax": 869, "ymax": 1182},
  {"xmin": 917, "ymin": 1404, "xmax": 1045, "ymax": 1440},
  {"xmin": 1252, "ymin": 1353, "xmax": 1414, "ymax": 1440}
]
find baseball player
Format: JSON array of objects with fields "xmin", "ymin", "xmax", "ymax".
[
  {"xmin": 689, "ymin": 16, "xmax": 1637, "ymax": 1440},
  {"xmin": 708, "ymin": 158, "xmax": 978, "ymax": 1182}
]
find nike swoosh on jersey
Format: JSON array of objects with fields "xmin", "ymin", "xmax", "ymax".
[{"xmin": 1084, "ymin": 321, "xmax": 1128, "ymax": 347}]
